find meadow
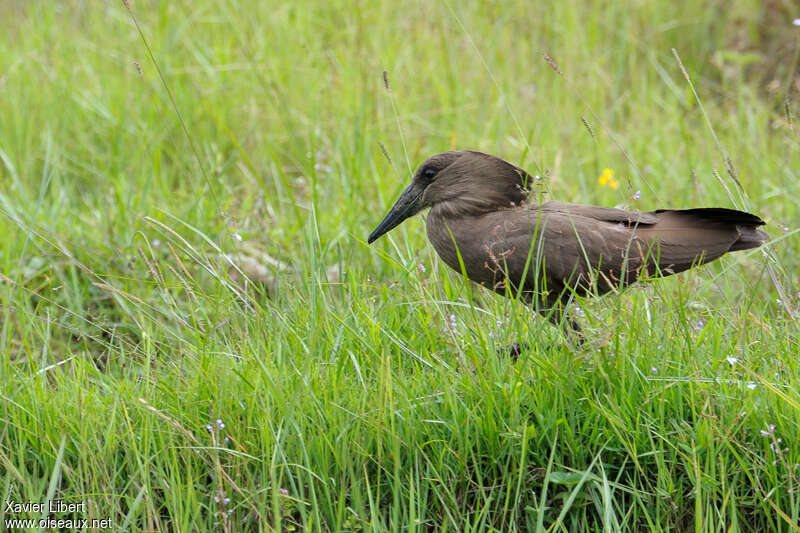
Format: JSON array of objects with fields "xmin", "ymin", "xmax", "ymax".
[{"xmin": 1, "ymin": 1, "xmax": 799, "ymax": 531}]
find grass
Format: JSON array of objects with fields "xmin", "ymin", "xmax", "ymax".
[{"xmin": 1, "ymin": 0, "xmax": 799, "ymax": 530}]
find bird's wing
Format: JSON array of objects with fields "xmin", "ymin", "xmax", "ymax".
[
  {"xmin": 534, "ymin": 203, "xmax": 763, "ymax": 274},
  {"xmin": 480, "ymin": 204, "xmax": 759, "ymax": 301},
  {"xmin": 477, "ymin": 205, "xmax": 647, "ymax": 300}
]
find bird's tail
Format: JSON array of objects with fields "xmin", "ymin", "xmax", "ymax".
[
  {"xmin": 729, "ymin": 225, "xmax": 770, "ymax": 251},
  {"xmin": 657, "ymin": 207, "xmax": 769, "ymax": 252}
]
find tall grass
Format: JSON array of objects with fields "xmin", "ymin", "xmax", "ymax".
[{"xmin": 1, "ymin": 0, "xmax": 799, "ymax": 530}]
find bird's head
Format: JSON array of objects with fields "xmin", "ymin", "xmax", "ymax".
[{"xmin": 367, "ymin": 150, "xmax": 531, "ymax": 244}]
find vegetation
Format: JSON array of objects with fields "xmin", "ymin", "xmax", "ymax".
[{"xmin": 1, "ymin": 1, "xmax": 799, "ymax": 530}]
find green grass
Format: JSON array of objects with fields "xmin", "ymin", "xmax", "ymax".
[{"xmin": 1, "ymin": 0, "xmax": 799, "ymax": 530}]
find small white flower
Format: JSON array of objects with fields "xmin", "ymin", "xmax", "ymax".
[
  {"xmin": 632, "ymin": 190, "xmax": 641, "ymax": 200},
  {"xmin": 761, "ymin": 429, "xmax": 771, "ymax": 437},
  {"xmin": 783, "ymin": 226, "xmax": 790, "ymax": 234},
  {"xmin": 746, "ymin": 382, "xmax": 757, "ymax": 390},
  {"xmin": 793, "ymin": 18, "xmax": 800, "ymax": 26},
  {"xmin": 152, "ymin": 239, "xmax": 161, "ymax": 247},
  {"xmin": 496, "ymin": 320, "xmax": 503, "ymax": 327},
  {"xmin": 417, "ymin": 263, "xmax": 426, "ymax": 273},
  {"xmin": 651, "ymin": 367, "xmax": 658, "ymax": 375},
  {"xmin": 232, "ymin": 232, "xmax": 243, "ymax": 242},
  {"xmin": 725, "ymin": 356, "xmax": 738, "ymax": 366},
  {"xmin": 574, "ymin": 306, "xmax": 585, "ymax": 318}
]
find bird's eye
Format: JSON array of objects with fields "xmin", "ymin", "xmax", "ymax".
[{"xmin": 422, "ymin": 167, "xmax": 437, "ymax": 180}]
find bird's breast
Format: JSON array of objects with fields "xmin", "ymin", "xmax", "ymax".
[{"xmin": 425, "ymin": 210, "xmax": 530, "ymax": 291}]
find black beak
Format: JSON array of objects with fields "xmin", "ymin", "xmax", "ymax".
[{"xmin": 368, "ymin": 182, "xmax": 425, "ymax": 244}]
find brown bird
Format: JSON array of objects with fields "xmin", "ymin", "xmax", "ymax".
[{"xmin": 368, "ymin": 151, "xmax": 768, "ymax": 347}]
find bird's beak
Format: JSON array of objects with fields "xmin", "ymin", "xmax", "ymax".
[{"xmin": 368, "ymin": 182, "xmax": 425, "ymax": 244}]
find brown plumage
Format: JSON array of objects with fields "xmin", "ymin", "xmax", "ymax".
[{"xmin": 368, "ymin": 150, "xmax": 768, "ymax": 344}]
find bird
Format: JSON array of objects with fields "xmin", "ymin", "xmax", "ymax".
[{"xmin": 367, "ymin": 150, "xmax": 769, "ymax": 348}]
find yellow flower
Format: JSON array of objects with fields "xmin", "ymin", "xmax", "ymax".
[
  {"xmin": 598, "ymin": 168, "xmax": 620, "ymax": 189},
  {"xmin": 598, "ymin": 168, "xmax": 613, "ymax": 185}
]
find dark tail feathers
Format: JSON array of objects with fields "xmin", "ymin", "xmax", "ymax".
[
  {"xmin": 660, "ymin": 207, "xmax": 769, "ymax": 252},
  {"xmin": 730, "ymin": 226, "xmax": 769, "ymax": 251}
]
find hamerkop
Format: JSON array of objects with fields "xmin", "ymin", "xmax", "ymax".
[{"xmin": 368, "ymin": 151, "xmax": 768, "ymax": 345}]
